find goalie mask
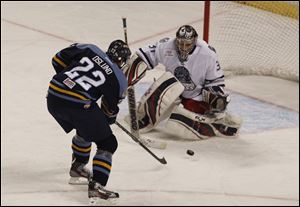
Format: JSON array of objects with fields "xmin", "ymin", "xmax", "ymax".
[
  {"xmin": 107, "ymin": 39, "xmax": 132, "ymax": 68},
  {"xmin": 175, "ymin": 25, "xmax": 198, "ymax": 62}
]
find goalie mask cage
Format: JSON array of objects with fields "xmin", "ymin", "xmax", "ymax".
[{"xmin": 203, "ymin": 1, "xmax": 299, "ymax": 82}]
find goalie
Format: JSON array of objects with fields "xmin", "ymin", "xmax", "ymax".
[{"xmin": 123, "ymin": 25, "xmax": 242, "ymax": 140}]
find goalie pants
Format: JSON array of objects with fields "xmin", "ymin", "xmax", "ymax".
[
  {"xmin": 47, "ymin": 94, "xmax": 117, "ymax": 186},
  {"xmin": 181, "ymin": 97, "xmax": 210, "ymax": 114}
]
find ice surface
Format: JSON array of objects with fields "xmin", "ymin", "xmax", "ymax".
[{"xmin": 1, "ymin": 1, "xmax": 299, "ymax": 206}]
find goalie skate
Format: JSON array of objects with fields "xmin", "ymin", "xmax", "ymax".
[
  {"xmin": 68, "ymin": 162, "xmax": 92, "ymax": 185},
  {"xmin": 88, "ymin": 180, "xmax": 119, "ymax": 205}
]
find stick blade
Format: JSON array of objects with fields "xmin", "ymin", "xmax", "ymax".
[{"xmin": 160, "ymin": 157, "xmax": 167, "ymax": 164}]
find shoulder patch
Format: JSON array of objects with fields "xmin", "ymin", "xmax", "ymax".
[{"xmin": 63, "ymin": 78, "xmax": 76, "ymax": 89}]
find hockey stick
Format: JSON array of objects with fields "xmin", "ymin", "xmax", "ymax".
[
  {"xmin": 115, "ymin": 121, "xmax": 167, "ymax": 164},
  {"xmin": 122, "ymin": 17, "xmax": 167, "ymax": 150},
  {"xmin": 122, "ymin": 17, "xmax": 139, "ymax": 138}
]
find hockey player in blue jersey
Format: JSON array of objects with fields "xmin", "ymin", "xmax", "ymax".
[{"xmin": 47, "ymin": 40, "xmax": 131, "ymax": 201}]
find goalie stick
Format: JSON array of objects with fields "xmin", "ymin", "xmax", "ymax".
[
  {"xmin": 122, "ymin": 17, "xmax": 167, "ymax": 150},
  {"xmin": 115, "ymin": 121, "xmax": 167, "ymax": 164},
  {"xmin": 122, "ymin": 17, "xmax": 139, "ymax": 137}
]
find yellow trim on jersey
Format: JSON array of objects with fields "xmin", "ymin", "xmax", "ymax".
[
  {"xmin": 49, "ymin": 83, "xmax": 89, "ymax": 100},
  {"xmin": 93, "ymin": 160, "xmax": 111, "ymax": 170},
  {"xmin": 53, "ymin": 55, "xmax": 67, "ymax": 68},
  {"xmin": 101, "ymin": 99, "xmax": 114, "ymax": 116},
  {"xmin": 72, "ymin": 144, "xmax": 92, "ymax": 153}
]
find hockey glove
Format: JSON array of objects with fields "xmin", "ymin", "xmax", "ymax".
[
  {"xmin": 202, "ymin": 86, "xmax": 230, "ymax": 113},
  {"xmin": 101, "ymin": 98, "xmax": 119, "ymax": 125}
]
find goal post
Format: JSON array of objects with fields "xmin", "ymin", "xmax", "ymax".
[
  {"xmin": 203, "ymin": 1, "xmax": 210, "ymax": 43},
  {"xmin": 203, "ymin": 1, "xmax": 299, "ymax": 82}
]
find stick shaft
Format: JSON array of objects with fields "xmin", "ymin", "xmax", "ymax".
[
  {"xmin": 119, "ymin": 18, "xmax": 167, "ymax": 164},
  {"xmin": 122, "ymin": 17, "xmax": 128, "ymax": 44},
  {"xmin": 122, "ymin": 17, "xmax": 140, "ymax": 138},
  {"xmin": 115, "ymin": 121, "xmax": 167, "ymax": 164}
]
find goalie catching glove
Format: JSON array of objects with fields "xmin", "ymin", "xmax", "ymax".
[
  {"xmin": 202, "ymin": 86, "xmax": 230, "ymax": 114},
  {"xmin": 101, "ymin": 98, "xmax": 119, "ymax": 125}
]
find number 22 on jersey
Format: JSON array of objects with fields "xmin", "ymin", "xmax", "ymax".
[{"xmin": 64, "ymin": 57, "xmax": 106, "ymax": 91}]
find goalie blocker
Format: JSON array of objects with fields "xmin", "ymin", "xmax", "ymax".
[{"xmin": 134, "ymin": 71, "xmax": 242, "ymax": 139}]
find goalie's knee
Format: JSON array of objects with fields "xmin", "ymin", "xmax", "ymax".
[{"xmin": 136, "ymin": 71, "xmax": 184, "ymax": 133}]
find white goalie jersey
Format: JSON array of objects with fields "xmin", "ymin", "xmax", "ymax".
[
  {"xmin": 136, "ymin": 37, "xmax": 225, "ymax": 101},
  {"xmin": 126, "ymin": 26, "xmax": 242, "ymax": 140}
]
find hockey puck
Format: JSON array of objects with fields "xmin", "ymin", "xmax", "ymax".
[{"xmin": 187, "ymin": 149, "xmax": 194, "ymax": 156}]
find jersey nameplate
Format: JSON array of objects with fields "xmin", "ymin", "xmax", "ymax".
[{"xmin": 92, "ymin": 56, "xmax": 113, "ymax": 75}]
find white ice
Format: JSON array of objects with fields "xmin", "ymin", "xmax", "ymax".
[{"xmin": 1, "ymin": 2, "xmax": 299, "ymax": 206}]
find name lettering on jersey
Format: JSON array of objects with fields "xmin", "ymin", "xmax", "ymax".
[{"xmin": 92, "ymin": 56, "xmax": 113, "ymax": 75}]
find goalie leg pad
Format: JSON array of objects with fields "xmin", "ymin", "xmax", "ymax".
[
  {"xmin": 137, "ymin": 71, "xmax": 184, "ymax": 133},
  {"xmin": 165, "ymin": 106, "xmax": 242, "ymax": 140},
  {"xmin": 212, "ymin": 112, "xmax": 243, "ymax": 137},
  {"xmin": 166, "ymin": 106, "xmax": 216, "ymax": 140}
]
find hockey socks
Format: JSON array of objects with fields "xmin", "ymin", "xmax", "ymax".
[
  {"xmin": 92, "ymin": 150, "xmax": 112, "ymax": 186},
  {"xmin": 71, "ymin": 134, "xmax": 92, "ymax": 164},
  {"xmin": 69, "ymin": 135, "xmax": 92, "ymax": 184}
]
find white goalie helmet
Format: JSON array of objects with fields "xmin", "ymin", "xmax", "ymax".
[{"xmin": 175, "ymin": 25, "xmax": 198, "ymax": 62}]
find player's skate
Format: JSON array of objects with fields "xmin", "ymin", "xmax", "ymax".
[
  {"xmin": 88, "ymin": 180, "xmax": 119, "ymax": 205},
  {"xmin": 68, "ymin": 161, "xmax": 91, "ymax": 185}
]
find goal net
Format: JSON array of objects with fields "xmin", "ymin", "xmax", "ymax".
[{"xmin": 204, "ymin": 1, "xmax": 299, "ymax": 82}]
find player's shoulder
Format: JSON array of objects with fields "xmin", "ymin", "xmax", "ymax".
[
  {"xmin": 195, "ymin": 40, "xmax": 218, "ymax": 59},
  {"xmin": 158, "ymin": 37, "xmax": 174, "ymax": 47},
  {"xmin": 73, "ymin": 43, "xmax": 109, "ymax": 60},
  {"xmin": 139, "ymin": 37, "xmax": 174, "ymax": 56},
  {"xmin": 158, "ymin": 37, "xmax": 173, "ymax": 44},
  {"xmin": 155, "ymin": 37, "xmax": 176, "ymax": 53},
  {"xmin": 75, "ymin": 43, "xmax": 103, "ymax": 52}
]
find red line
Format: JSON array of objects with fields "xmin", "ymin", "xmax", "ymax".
[
  {"xmin": 128, "ymin": 18, "xmax": 203, "ymax": 46},
  {"xmin": 3, "ymin": 18, "xmax": 297, "ymax": 113},
  {"xmin": 2, "ymin": 18, "xmax": 75, "ymax": 43},
  {"xmin": 2, "ymin": 17, "xmax": 204, "ymax": 47}
]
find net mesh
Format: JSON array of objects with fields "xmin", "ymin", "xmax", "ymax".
[{"xmin": 208, "ymin": 1, "xmax": 299, "ymax": 82}]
